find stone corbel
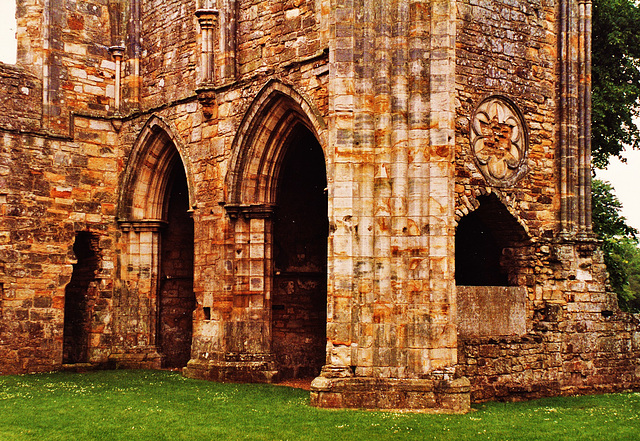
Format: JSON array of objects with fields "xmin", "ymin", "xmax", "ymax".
[{"xmin": 196, "ymin": 88, "xmax": 218, "ymax": 119}]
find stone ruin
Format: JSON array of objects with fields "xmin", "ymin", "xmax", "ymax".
[{"xmin": 0, "ymin": 0, "xmax": 638, "ymax": 412}]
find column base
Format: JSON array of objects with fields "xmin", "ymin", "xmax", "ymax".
[
  {"xmin": 108, "ymin": 347, "xmax": 164, "ymax": 369},
  {"xmin": 310, "ymin": 372, "xmax": 470, "ymax": 412},
  {"xmin": 183, "ymin": 354, "xmax": 279, "ymax": 383}
]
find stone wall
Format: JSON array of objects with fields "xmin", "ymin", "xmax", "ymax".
[
  {"xmin": 457, "ymin": 286, "xmax": 527, "ymax": 338},
  {"xmin": 140, "ymin": 0, "xmax": 197, "ymax": 107},
  {"xmin": 455, "ymin": 0, "xmax": 557, "ymax": 237},
  {"xmin": 0, "ymin": 55, "xmax": 121, "ymax": 373},
  {"xmin": 0, "ymin": 64, "xmax": 42, "ymax": 132},
  {"xmin": 458, "ymin": 311, "xmax": 640, "ymax": 402},
  {"xmin": 452, "ymin": 0, "xmax": 640, "ymax": 403},
  {"xmin": 0, "ymin": 122, "xmax": 120, "ymax": 373}
]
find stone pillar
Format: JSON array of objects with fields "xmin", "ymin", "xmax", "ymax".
[
  {"xmin": 196, "ymin": 9, "xmax": 218, "ymax": 85},
  {"xmin": 126, "ymin": 0, "xmax": 142, "ymax": 110},
  {"xmin": 183, "ymin": 204, "xmax": 278, "ymax": 383},
  {"xmin": 559, "ymin": 0, "xmax": 593, "ymax": 237},
  {"xmin": 108, "ymin": 45, "xmax": 125, "ymax": 113},
  {"xmin": 217, "ymin": 0, "xmax": 237, "ymax": 83},
  {"xmin": 310, "ymin": 0, "xmax": 469, "ymax": 412},
  {"xmin": 577, "ymin": 0, "xmax": 592, "ymax": 234},
  {"xmin": 112, "ymin": 220, "xmax": 166, "ymax": 368}
]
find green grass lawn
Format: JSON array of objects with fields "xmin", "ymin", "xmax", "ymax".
[{"xmin": 0, "ymin": 370, "xmax": 638, "ymax": 440}]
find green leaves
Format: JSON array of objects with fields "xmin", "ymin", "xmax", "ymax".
[
  {"xmin": 592, "ymin": 0, "xmax": 640, "ymax": 168},
  {"xmin": 591, "ymin": 0, "xmax": 640, "ymax": 309},
  {"xmin": 592, "ymin": 179, "xmax": 640, "ymax": 311},
  {"xmin": 591, "ymin": 179, "xmax": 637, "ymax": 239}
]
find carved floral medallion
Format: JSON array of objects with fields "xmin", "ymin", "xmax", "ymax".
[{"xmin": 470, "ymin": 96, "xmax": 528, "ymax": 186}]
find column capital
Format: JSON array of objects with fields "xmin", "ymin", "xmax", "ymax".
[
  {"xmin": 195, "ymin": 9, "xmax": 219, "ymax": 28},
  {"xmin": 108, "ymin": 45, "xmax": 126, "ymax": 59}
]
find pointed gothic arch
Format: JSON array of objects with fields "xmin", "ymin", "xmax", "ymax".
[
  {"xmin": 221, "ymin": 81, "xmax": 329, "ymax": 379},
  {"xmin": 225, "ymin": 79, "xmax": 327, "ymax": 206},
  {"xmin": 116, "ymin": 115, "xmax": 195, "ymax": 369},
  {"xmin": 118, "ymin": 115, "xmax": 196, "ymax": 221}
]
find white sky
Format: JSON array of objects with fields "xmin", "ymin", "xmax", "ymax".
[
  {"xmin": 596, "ymin": 148, "xmax": 640, "ymax": 232},
  {"xmin": 0, "ymin": 0, "xmax": 16, "ymax": 64},
  {"xmin": 0, "ymin": 3, "xmax": 637, "ymax": 231}
]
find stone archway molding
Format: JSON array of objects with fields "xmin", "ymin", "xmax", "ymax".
[
  {"xmin": 183, "ymin": 80, "xmax": 328, "ymax": 384},
  {"xmin": 111, "ymin": 114, "xmax": 196, "ymax": 370},
  {"xmin": 225, "ymin": 79, "xmax": 327, "ymax": 206},
  {"xmin": 117, "ymin": 114, "xmax": 196, "ymax": 222}
]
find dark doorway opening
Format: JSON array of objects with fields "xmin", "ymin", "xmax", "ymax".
[
  {"xmin": 272, "ymin": 125, "xmax": 328, "ymax": 379},
  {"xmin": 63, "ymin": 232, "xmax": 99, "ymax": 364},
  {"xmin": 455, "ymin": 194, "xmax": 526, "ymax": 286},
  {"xmin": 158, "ymin": 161, "xmax": 195, "ymax": 368}
]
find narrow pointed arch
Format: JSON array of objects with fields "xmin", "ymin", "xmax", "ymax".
[
  {"xmin": 118, "ymin": 115, "xmax": 196, "ymax": 221},
  {"xmin": 225, "ymin": 80, "xmax": 327, "ymax": 205},
  {"xmin": 115, "ymin": 114, "xmax": 196, "ymax": 369}
]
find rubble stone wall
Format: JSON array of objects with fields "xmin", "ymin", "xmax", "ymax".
[
  {"xmin": 44, "ymin": 0, "xmax": 116, "ymax": 132},
  {"xmin": 0, "ymin": 64, "xmax": 42, "ymax": 132},
  {"xmin": 458, "ymin": 312, "xmax": 640, "ymax": 402},
  {"xmin": 0, "ymin": 121, "xmax": 120, "ymax": 373},
  {"xmin": 455, "ymin": 0, "xmax": 557, "ymax": 237},
  {"xmin": 140, "ymin": 0, "xmax": 198, "ymax": 107}
]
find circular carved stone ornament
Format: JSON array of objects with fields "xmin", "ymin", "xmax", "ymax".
[{"xmin": 470, "ymin": 96, "xmax": 529, "ymax": 187}]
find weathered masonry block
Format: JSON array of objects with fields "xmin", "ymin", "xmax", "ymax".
[{"xmin": 0, "ymin": 0, "xmax": 638, "ymax": 412}]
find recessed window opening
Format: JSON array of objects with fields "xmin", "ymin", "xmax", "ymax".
[{"xmin": 455, "ymin": 194, "xmax": 526, "ymax": 286}]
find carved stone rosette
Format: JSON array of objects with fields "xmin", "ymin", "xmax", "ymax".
[{"xmin": 470, "ymin": 96, "xmax": 528, "ymax": 187}]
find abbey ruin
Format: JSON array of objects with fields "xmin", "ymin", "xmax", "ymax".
[{"xmin": 0, "ymin": 0, "xmax": 638, "ymax": 412}]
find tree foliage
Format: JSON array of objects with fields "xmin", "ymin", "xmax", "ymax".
[
  {"xmin": 591, "ymin": 179, "xmax": 640, "ymax": 311},
  {"xmin": 591, "ymin": 180, "xmax": 637, "ymax": 239},
  {"xmin": 591, "ymin": 0, "xmax": 640, "ymax": 311},
  {"xmin": 592, "ymin": 0, "xmax": 640, "ymax": 168}
]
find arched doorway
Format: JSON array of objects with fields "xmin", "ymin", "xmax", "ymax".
[
  {"xmin": 272, "ymin": 125, "xmax": 328, "ymax": 379},
  {"xmin": 63, "ymin": 232, "xmax": 99, "ymax": 364},
  {"xmin": 207, "ymin": 81, "xmax": 330, "ymax": 383},
  {"xmin": 158, "ymin": 162, "xmax": 194, "ymax": 368},
  {"xmin": 455, "ymin": 193, "xmax": 529, "ymax": 337},
  {"xmin": 455, "ymin": 194, "xmax": 527, "ymax": 286},
  {"xmin": 117, "ymin": 116, "xmax": 195, "ymax": 369},
  {"xmin": 455, "ymin": 210, "xmax": 507, "ymax": 286}
]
